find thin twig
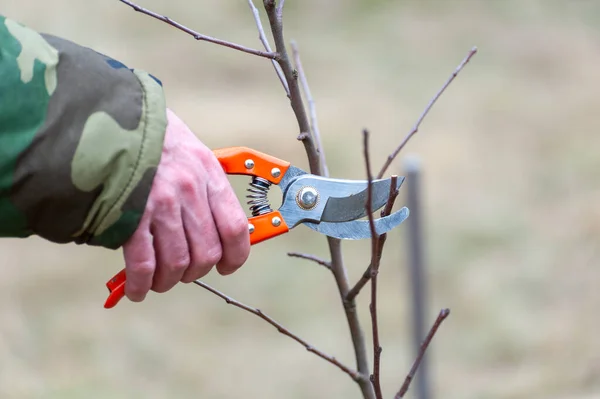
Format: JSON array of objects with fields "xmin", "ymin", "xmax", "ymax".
[
  {"xmin": 276, "ymin": 0, "xmax": 286, "ymax": 20},
  {"xmin": 275, "ymin": 0, "xmax": 285, "ymax": 22},
  {"xmin": 246, "ymin": 0, "xmax": 290, "ymax": 96},
  {"xmin": 395, "ymin": 308, "xmax": 451, "ymax": 398},
  {"xmin": 291, "ymin": 41, "xmax": 329, "ymax": 177},
  {"xmin": 347, "ymin": 262, "xmax": 376, "ymax": 302},
  {"xmin": 345, "ymin": 239, "xmax": 385, "ymax": 302},
  {"xmin": 287, "ymin": 252, "xmax": 332, "ymax": 270},
  {"xmin": 363, "ymin": 129, "xmax": 383, "ymax": 399},
  {"xmin": 193, "ymin": 280, "xmax": 360, "ymax": 381},
  {"xmin": 346, "ymin": 176, "xmax": 400, "ymax": 302},
  {"xmin": 377, "ymin": 46, "xmax": 478, "ymax": 178},
  {"xmin": 381, "ymin": 176, "xmax": 401, "ymax": 218},
  {"xmin": 363, "ymin": 130, "xmax": 378, "ymax": 244},
  {"xmin": 118, "ymin": 0, "xmax": 278, "ymax": 60}
]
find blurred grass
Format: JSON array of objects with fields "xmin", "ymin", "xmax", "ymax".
[{"xmin": 1, "ymin": 0, "xmax": 600, "ymax": 398}]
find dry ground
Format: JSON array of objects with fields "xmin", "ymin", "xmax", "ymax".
[{"xmin": 1, "ymin": 0, "xmax": 599, "ymax": 398}]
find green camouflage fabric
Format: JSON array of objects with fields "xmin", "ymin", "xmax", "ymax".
[{"xmin": 0, "ymin": 15, "xmax": 167, "ymax": 249}]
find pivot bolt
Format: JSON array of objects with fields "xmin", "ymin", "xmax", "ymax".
[
  {"xmin": 296, "ymin": 186, "xmax": 319, "ymax": 210},
  {"xmin": 244, "ymin": 159, "xmax": 255, "ymax": 169}
]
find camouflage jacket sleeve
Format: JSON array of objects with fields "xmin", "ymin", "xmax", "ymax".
[{"xmin": 0, "ymin": 15, "xmax": 167, "ymax": 249}]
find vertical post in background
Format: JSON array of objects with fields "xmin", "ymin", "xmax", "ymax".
[{"xmin": 404, "ymin": 155, "xmax": 430, "ymax": 399}]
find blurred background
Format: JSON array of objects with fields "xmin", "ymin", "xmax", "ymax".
[{"xmin": 1, "ymin": 0, "xmax": 599, "ymax": 398}]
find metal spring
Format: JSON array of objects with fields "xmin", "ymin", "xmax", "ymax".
[{"xmin": 246, "ymin": 176, "xmax": 272, "ymax": 216}]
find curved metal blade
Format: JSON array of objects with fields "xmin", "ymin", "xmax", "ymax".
[
  {"xmin": 321, "ymin": 177, "xmax": 405, "ymax": 222},
  {"xmin": 303, "ymin": 207, "xmax": 410, "ymax": 240}
]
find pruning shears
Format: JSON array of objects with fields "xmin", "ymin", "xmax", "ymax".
[{"xmin": 103, "ymin": 147, "xmax": 410, "ymax": 308}]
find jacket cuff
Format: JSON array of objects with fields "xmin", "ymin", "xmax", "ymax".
[{"xmin": 85, "ymin": 70, "xmax": 167, "ymax": 249}]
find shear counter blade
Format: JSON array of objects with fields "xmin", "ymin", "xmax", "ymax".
[{"xmin": 304, "ymin": 207, "xmax": 410, "ymax": 240}]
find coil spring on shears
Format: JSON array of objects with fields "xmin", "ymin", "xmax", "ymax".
[{"xmin": 246, "ymin": 176, "xmax": 273, "ymax": 216}]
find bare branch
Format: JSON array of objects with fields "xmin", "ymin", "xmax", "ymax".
[
  {"xmin": 118, "ymin": 0, "xmax": 278, "ymax": 60},
  {"xmin": 246, "ymin": 0, "xmax": 290, "ymax": 96},
  {"xmin": 262, "ymin": 0, "xmax": 322, "ymax": 175},
  {"xmin": 347, "ymin": 263, "xmax": 375, "ymax": 302},
  {"xmin": 381, "ymin": 175, "xmax": 401, "ymax": 218},
  {"xmin": 395, "ymin": 308, "xmax": 451, "ymax": 398},
  {"xmin": 262, "ymin": 2, "xmax": 374, "ymax": 397},
  {"xmin": 287, "ymin": 252, "xmax": 331, "ymax": 270},
  {"xmin": 377, "ymin": 46, "xmax": 478, "ymax": 178},
  {"xmin": 291, "ymin": 41, "xmax": 329, "ymax": 177},
  {"xmin": 363, "ymin": 129, "xmax": 383, "ymax": 399},
  {"xmin": 363, "ymin": 130, "xmax": 378, "ymax": 243},
  {"xmin": 346, "ymin": 175, "xmax": 400, "ymax": 302},
  {"xmin": 345, "ymin": 240, "xmax": 384, "ymax": 302},
  {"xmin": 193, "ymin": 280, "xmax": 360, "ymax": 381},
  {"xmin": 330, "ymin": 238, "xmax": 375, "ymax": 398}
]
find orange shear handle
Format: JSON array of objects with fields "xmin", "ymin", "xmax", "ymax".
[
  {"xmin": 213, "ymin": 146, "xmax": 290, "ymax": 184},
  {"xmin": 103, "ymin": 147, "xmax": 291, "ymax": 309}
]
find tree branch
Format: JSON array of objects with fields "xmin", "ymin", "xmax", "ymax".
[
  {"xmin": 330, "ymin": 237, "xmax": 375, "ymax": 398},
  {"xmin": 262, "ymin": 0, "xmax": 322, "ymax": 176},
  {"xmin": 256, "ymin": 3, "xmax": 374, "ymax": 397},
  {"xmin": 362, "ymin": 129, "xmax": 383, "ymax": 399},
  {"xmin": 377, "ymin": 46, "xmax": 478, "ymax": 179},
  {"xmin": 380, "ymin": 176, "xmax": 402, "ymax": 219},
  {"xmin": 395, "ymin": 308, "xmax": 451, "ymax": 398},
  {"xmin": 193, "ymin": 280, "xmax": 360, "ymax": 381},
  {"xmin": 345, "ymin": 236, "xmax": 385, "ymax": 303},
  {"xmin": 259, "ymin": 7, "xmax": 374, "ymax": 393},
  {"xmin": 346, "ymin": 176, "xmax": 400, "ymax": 302},
  {"xmin": 246, "ymin": 0, "xmax": 290, "ymax": 96},
  {"xmin": 291, "ymin": 41, "xmax": 329, "ymax": 177},
  {"xmin": 118, "ymin": 0, "xmax": 278, "ymax": 60},
  {"xmin": 346, "ymin": 262, "xmax": 376, "ymax": 302},
  {"xmin": 287, "ymin": 252, "xmax": 331, "ymax": 270}
]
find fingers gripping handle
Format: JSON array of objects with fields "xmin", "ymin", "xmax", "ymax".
[
  {"xmin": 104, "ymin": 147, "xmax": 291, "ymax": 309},
  {"xmin": 103, "ymin": 213, "xmax": 289, "ymax": 309}
]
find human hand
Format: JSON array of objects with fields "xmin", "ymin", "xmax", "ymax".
[{"xmin": 121, "ymin": 109, "xmax": 251, "ymax": 302}]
